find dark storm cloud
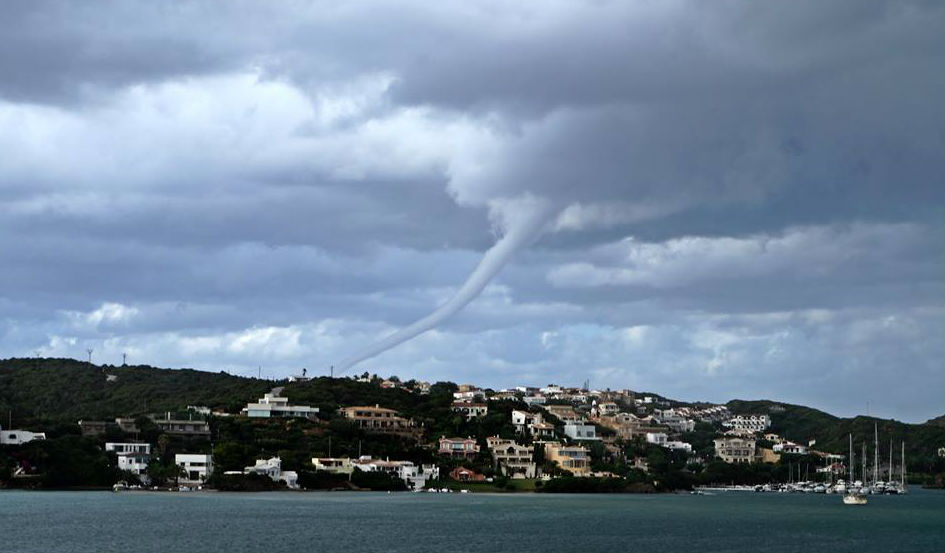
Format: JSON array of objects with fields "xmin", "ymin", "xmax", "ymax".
[{"xmin": 0, "ymin": 0, "xmax": 941, "ymax": 421}]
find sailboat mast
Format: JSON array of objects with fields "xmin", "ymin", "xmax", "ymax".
[
  {"xmin": 901, "ymin": 441, "xmax": 906, "ymax": 490},
  {"xmin": 861, "ymin": 442, "xmax": 867, "ymax": 485},
  {"xmin": 888, "ymin": 438, "xmax": 893, "ymax": 482},
  {"xmin": 848, "ymin": 434, "xmax": 853, "ymax": 482},
  {"xmin": 873, "ymin": 423, "xmax": 879, "ymax": 485}
]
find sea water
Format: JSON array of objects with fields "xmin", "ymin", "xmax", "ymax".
[{"xmin": 2, "ymin": 488, "xmax": 943, "ymax": 552}]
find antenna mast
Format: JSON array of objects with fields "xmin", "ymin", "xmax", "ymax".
[{"xmin": 86, "ymin": 347, "xmax": 94, "ymax": 364}]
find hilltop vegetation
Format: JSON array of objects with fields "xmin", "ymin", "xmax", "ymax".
[{"xmin": 0, "ymin": 357, "xmax": 272, "ymax": 421}]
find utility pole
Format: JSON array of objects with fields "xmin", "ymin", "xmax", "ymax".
[
  {"xmin": 330, "ymin": 365, "xmax": 334, "ymax": 379},
  {"xmin": 122, "ymin": 352, "xmax": 127, "ymax": 366},
  {"xmin": 86, "ymin": 348, "xmax": 94, "ymax": 364}
]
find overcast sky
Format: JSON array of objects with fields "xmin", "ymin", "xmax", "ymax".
[{"xmin": 1, "ymin": 1, "xmax": 942, "ymax": 422}]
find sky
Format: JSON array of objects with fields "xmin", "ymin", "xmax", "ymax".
[{"xmin": 1, "ymin": 1, "xmax": 942, "ymax": 422}]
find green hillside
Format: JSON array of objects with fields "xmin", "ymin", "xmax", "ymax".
[
  {"xmin": 727, "ymin": 399, "xmax": 945, "ymax": 473},
  {"xmin": 0, "ymin": 357, "xmax": 272, "ymax": 422}
]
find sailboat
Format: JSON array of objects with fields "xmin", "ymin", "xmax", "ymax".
[{"xmin": 843, "ymin": 434, "xmax": 867, "ymax": 505}]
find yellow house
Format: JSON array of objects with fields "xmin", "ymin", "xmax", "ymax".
[{"xmin": 544, "ymin": 442, "xmax": 590, "ymax": 476}]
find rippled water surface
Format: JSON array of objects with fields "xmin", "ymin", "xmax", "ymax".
[{"xmin": 2, "ymin": 488, "xmax": 943, "ymax": 552}]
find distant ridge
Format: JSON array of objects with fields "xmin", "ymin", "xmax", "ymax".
[{"xmin": 925, "ymin": 414, "xmax": 945, "ymax": 428}]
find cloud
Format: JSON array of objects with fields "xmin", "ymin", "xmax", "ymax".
[{"xmin": 0, "ymin": 1, "xmax": 942, "ymax": 420}]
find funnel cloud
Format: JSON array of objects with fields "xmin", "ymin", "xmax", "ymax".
[{"xmin": 338, "ymin": 199, "xmax": 555, "ymax": 372}]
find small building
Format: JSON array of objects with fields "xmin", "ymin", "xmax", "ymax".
[
  {"xmin": 714, "ymin": 437, "xmax": 756, "ymax": 464},
  {"xmin": 449, "ymin": 467, "xmax": 485, "ymax": 482},
  {"xmin": 452, "ymin": 402, "xmax": 488, "ymax": 420},
  {"xmin": 438, "ymin": 437, "xmax": 480, "ymax": 458},
  {"xmin": 311, "ymin": 457, "xmax": 354, "ymax": 474},
  {"xmin": 544, "ymin": 442, "xmax": 590, "ymax": 477},
  {"xmin": 175, "ymin": 454, "xmax": 213, "ymax": 485},
  {"xmin": 242, "ymin": 392, "xmax": 319, "ymax": 419},
  {"xmin": 664, "ymin": 441, "xmax": 692, "ymax": 453},
  {"xmin": 563, "ymin": 422, "xmax": 599, "ymax": 441}
]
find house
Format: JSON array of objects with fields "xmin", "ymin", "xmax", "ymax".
[
  {"xmin": 175, "ymin": 454, "xmax": 213, "ymax": 485},
  {"xmin": 486, "ymin": 437, "xmax": 538, "ymax": 478},
  {"xmin": 544, "ymin": 442, "xmax": 590, "ymax": 476},
  {"xmin": 449, "ymin": 467, "xmax": 485, "ymax": 482},
  {"xmin": 77, "ymin": 420, "xmax": 107, "ymax": 436},
  {"xmin": 351, "ymin": 456, "xmax": 439, "ymax": 489},
  {"xmin": 339, "ymin": 405, "xmax": 414, "ymax": 436},
  {"xmin": 652, "ymin": 409, "xmax": 695, "ymax": 433},
  {"xmin": 645, "ymin": 432, "xmax": 668, "ymax": 446},
  {"xmin": 287, "ymin": 368, "xmax": 310, "ymax": 382},
  {"xmin": 511, "ymin": 410, "xmax": 555, "ymax": 438},
  {"xmin": 452, "ymin": 402, "xmax": 488, "ymax": 419},
  {"xmin": 772, "ymin": 441, "xmax": 808, "ymax": 455},
  {"xmin": 115, "ymin": 417, "xmax": 140, "ymax": 434},
  {"xmin": 591, "ymin": 401, "xmax": 619, "ymax": 417},
  {"xmin": 563, "ymin": 422, "xmax": 599, "ymax": 441},
  {"xmin": 438, "ymin": 437, "xmax": 480, "ymax": 458},
  {"xmin": 722, "ymin": 414, "xmax": 771, "ymax": 433},
  {"xmin": 241, "ymin": 392, "xmax": 319, "ymax": 419},
  {"xmin": 453, "ymin": 389, "xmax": 485, "ymax": 401},
  {"xmin": 542, "ymin": 405, "xmax": 583, "ymax": 423},
  {"xmin": 106, "ymin": 442, "xmax": 151, "ymax": 479},
  {"xmin": 244, "ymin": 457, "xmax": 298, "ymax": 489},
  {"xmin": 311, "ymin": 457, "xmax": 354, "ymax": 474},
  {"xmin": 523, "ymin": 395, "xmax": 547, "ymax": 406},
  {"xmin": 150, "ymin": 413, "xmax": 210, "ymax": 437},
  {"xmin": 0, "ymin": 427, "xmax": 46, "ymax": 445},
  {"xmin": 664, "ymin": 441, "xmax": 692, "ymax": 453},
  {"xmin": 714, "ymin": 437, "xmax": 756, "ymax": 464}
]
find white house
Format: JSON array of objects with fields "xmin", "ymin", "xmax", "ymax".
[
  {"xmin": 664, "ymin": 441, "xmax": 693, "ymax": 453},
  {"xmin": 722, "ymin": 414, "xmax": 771, "ymax": 433},
  {"xmin": 563, "ymin": 422, "xmax": 600, "ymax": 441},
  {"xmin": 645, "ymin": 432, "xmax": 668, "ymax": 446},
  {"xmin": 241, "ymin": 393, "xmax": 319, "ymax": 420},
  {"xmin": 0, "ymin": 427, "xmax": 46, "ymax": 445},
  {"xmin": 106, "ymin": 443, "xmax": 152, "ymax": 479},
  {"xmin": 772, "ymin": 441, "xmax": 808, "ymax": 455},
  {"xmin": 244, "ymin": 457, "xmax": 298, "ymax": 488},
  {"xmin": 175, "ymin": 454, "xmax": 213, "ymax": 485},
  {"xmin": 351, "ymin": 456, "xmax": 439, "ymax": 489},
  {"xmin": 653, "ymin": 409, "xmax": 696, "ymax": 433}
]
